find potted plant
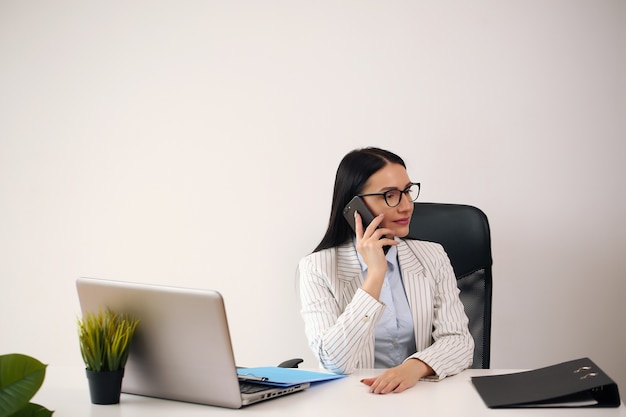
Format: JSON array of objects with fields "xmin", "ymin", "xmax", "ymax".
[
  {"xmin": 77, "ymin": 309, "xmax": 139, "ymax": 404},
  {"xmin": 0, "ymin": 353, "xmax": 52, "ymax": 417}
]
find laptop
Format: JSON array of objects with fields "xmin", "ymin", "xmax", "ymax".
[{"xmin": 75, "ymin": 277, "xmax": 309, "ymax": 408}]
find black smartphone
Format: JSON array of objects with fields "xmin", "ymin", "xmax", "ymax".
[{"xmin": 342, "ymin": 196, "xmax": 390, "ymax": 254}]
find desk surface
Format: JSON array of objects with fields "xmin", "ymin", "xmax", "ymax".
[{"xmin": 33, "ymin": 366, "xmax": 624, "ymax": 416}]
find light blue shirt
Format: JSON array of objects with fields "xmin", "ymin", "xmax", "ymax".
[{"xmin": 355, "ymin": 240, "xmax": 417, "ymax": 368}]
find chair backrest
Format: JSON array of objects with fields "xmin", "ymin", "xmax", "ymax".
[{"xmin": 406, "ymin": 202, "xmax": 493, "ymax": 369}]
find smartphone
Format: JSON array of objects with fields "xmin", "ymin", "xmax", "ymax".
[{"xmin": 342, "ymin": 196, "xmax": 390, "ymax": 254}]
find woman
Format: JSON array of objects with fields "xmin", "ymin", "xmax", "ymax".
[{"xmin": 297, "ymin": 147, "xmax": 473, "ymax": 394}]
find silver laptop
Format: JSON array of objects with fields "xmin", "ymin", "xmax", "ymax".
[{"xmin": 75, "ymin": 277, "xmax": 309, "ymax": 408}]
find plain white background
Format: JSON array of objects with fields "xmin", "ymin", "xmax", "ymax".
[{"xmin": 1, "ymin": 0, "xmax": 624, "ymax": 392}]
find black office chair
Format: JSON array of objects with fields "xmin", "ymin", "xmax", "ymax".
[{"xmin": 406, "ymin": 202, "xmax": 493, "ymax": 369}]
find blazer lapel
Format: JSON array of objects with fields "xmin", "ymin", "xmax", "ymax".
[
  {"xmin": 397, "ymin": 239, "xmax": 425, "ymax": 315},
  {"xmin": 336, "ymin": 241, "xmax": 362, "ymax": 281},
  {"xmin": 335, "ymin": 242, "xmax": 363, "ymax": 308}
]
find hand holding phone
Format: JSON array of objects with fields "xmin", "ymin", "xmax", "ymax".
[{"xmin": 342, "ymin": 196, "xmax": 391, "ymax": 254}]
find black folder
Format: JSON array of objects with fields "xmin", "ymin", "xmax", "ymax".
[{"xmin": 472, "ymin": 357, "xmax": 621, "ymax": 408}]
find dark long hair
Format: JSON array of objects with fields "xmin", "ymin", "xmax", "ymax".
[{"xmin": 313, "ymin": 147, "xmax": 406, "ymax": 252}]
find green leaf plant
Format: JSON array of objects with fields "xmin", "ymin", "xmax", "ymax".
[
  {"xmin": 77, "ymin": 309, "xmax": 139, "ymax": 372},
  {"xmin": 0, "ymin": 353, "xmax": 53, "ymax": 417}
]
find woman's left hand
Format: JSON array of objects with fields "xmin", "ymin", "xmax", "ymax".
[{"xmin": 360, "ymin": 359, "xmax": 434, "ymax": 394}]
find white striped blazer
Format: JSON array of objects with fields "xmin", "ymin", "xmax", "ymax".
[{"xmin": 297, "ymin": 239, "xmax": 474, "ymax": 379}]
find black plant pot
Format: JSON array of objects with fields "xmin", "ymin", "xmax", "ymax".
[{"xmin": 85, "ymin": 368, "xmax": 125, "ymax": 404}]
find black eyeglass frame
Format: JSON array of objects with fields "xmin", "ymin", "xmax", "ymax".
[{"xmin": 356, "ymin": 182, "xmax": 421, "ymax": 208}]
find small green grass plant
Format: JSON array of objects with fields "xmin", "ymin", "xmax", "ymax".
[{"xmin": 77, "ymin": 309, "xmax": 139, "ymax": 372}]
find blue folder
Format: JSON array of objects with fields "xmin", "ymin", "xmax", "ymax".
[{"xmin": 237, "ymin": 367, "xmax": 346, "ymax": 387}]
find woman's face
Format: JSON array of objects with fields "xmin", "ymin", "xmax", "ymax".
[{"xmin": 359, "ymin": 163, "xmax": 415, "ymax": 238}]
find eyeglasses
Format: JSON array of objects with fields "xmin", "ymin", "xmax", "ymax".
[{"xmin": 357, "ymin": 182, "xmax": 421, "ymax": 208}]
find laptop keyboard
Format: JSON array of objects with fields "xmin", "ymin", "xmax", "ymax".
[{"xmin": 239, "ymin": 381, "xmax": 271, "ymax": 394}]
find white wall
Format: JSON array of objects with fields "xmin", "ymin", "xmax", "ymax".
[{"xmin": 1, "ymin": 0, "xmax": 624, "ymax": 391}]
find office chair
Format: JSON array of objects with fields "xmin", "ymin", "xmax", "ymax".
[{"xmin": 406, "ymin": 202, "xmax": 493, "ymax": 369}]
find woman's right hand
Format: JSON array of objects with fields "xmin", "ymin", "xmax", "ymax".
[{"xmin": 354, "ymin": 211, "xmax": 396, "ymax": 300}]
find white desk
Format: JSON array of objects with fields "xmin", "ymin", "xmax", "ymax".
[{"xmin": 33, "ymin": 366, "xmax": 624, "ymax": 416}]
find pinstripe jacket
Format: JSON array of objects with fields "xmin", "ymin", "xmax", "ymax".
[{"xmin": 297, "ymin": 238, "xmax": 474, "ymax": 379}]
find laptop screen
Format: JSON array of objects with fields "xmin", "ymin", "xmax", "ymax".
[{"xmin": 76, "ymin": 277, "xmax": 245, "ymax": 408}]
